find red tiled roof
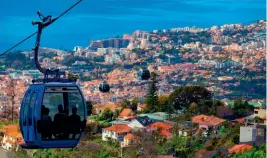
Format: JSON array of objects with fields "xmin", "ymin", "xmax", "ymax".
[
  {"xmin": 5, "ymin": 131, "xmax": 22, "ymax": 139},
  {"xmin": 228, "ymin": 144, "xmax": 253, "ymax": 154},
  {"xmin": 192, "ymin": 115, "xmax": 225, "ymax": 126},
  {"xmin": 104, "ymin": 124, "xmax": 131, "ymax": 134},
  {"xmin": 119, "ymin": 108, "xmax": 134, "ymax": 118},
  {"xmin": 148, "ymin": 122, "xmax": 173, "ymax": 131},
  {"xmin": 124, "ymin": 133, "xmax": 135, "ymax": 140},
  {"xmin": 139, "ymin": 104, "xmax": 147, "ymax": 109},
  {"xmin": 160, "ymin": 130, "xmax": 172, "ymax": 137},
  {"xmin": 234, "ymin": 118, "xmax": 245, "ymax": 123}
]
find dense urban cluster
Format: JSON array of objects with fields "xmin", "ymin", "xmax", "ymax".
[{"xmin": 0, "ymin": 20, "xmax": 265, "ymax": 158}]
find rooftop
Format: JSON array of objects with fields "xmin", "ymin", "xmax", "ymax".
[
  {"xmin": 148, "ymin": 122, "xmax": 173, "ymax": 131},
  {"xmin": 104, "ymin": 124, "xmax": 131, "ymax": 133},
  {"xmin": 192, "ymin": 115, "xmax": 225, "ymax": 126},
  {"xmin": 119, "ymin": 108, "xmax": 135, "ymax": 118},
  {"xmin": 124, "ymin": 133, "xmax": 136, "ymax": 140},
  {"xmin": 228, "ymin": 144, "xmax": 253, "ymax": 154}
]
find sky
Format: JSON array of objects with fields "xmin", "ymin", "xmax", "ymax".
[{"xmin": 0, "ymin": 0, "xmax": 266, "ymax": 52}]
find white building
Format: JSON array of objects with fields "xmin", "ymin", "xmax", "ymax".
[
  {"xmin": 102, "ymin": 124, "xmax": 132, "ymax": 142},
  {"xmin": 240, "ymin": 126, "xmax": 257, "ymax": 143},
  {"xmin": 1, "ymin": 129, "xmax": 23, "ymax": 151},
  {"xmin": 128, "ymin": 116, "xmax": 154, "ymax": 130},
  {"xmin": 240, "ymin": 124, "xmax": 266, "ymax": 145}
]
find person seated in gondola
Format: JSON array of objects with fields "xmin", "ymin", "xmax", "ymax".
[
  {"xmin": 40, "ymin": 107, "xmax": 53, "ymax": 140},
  {"xmin": 62, "ymin": 107, "xmax": 70, "ymax": 139},
  {"xmin": 68, "ymin": 107, "xmax": 81, "ymax": 139},
  {"xmin": 53, "ymin": 104, "xmax": 67, "ymax": 139},
  {"xmin": 37, "ymin": 105, "xmax": 52, "ymax": 140}
]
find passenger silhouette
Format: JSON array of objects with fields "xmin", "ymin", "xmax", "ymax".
[
  {"xmin": 41, "ymin": 105, "xmax": 46, "ymax": 116},
  {"xmin": 69, "ymin": 107, "xmax": 81, "ymax": 139},
  {"xmin": 62, "ymin": 107, "xmax": 70, "ymax": 139},
  {"xmin": 53, "ymin": 104, "xmax": 66, "ymax": 139},
  {"xmin": 40, "ymin": 107, "xmax": 52, "ymax": 140}
]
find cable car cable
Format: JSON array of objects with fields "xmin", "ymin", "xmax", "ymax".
[{"xmin": 0, "ymin": 0, "xmax": 83, "ymax": 57}]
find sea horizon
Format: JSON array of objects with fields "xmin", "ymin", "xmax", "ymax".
[{"xmin": 0, "ymin": 0, "xmax": 266, "ymax": 52}]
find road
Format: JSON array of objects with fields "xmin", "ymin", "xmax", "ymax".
[{"xmin": 0, "ymin": 148, "xmax": 13, "ymax": 158}]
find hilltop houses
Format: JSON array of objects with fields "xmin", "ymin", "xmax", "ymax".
[
  {"xmin": 1, "ymin": 125, "xmax": 24, "ymax": 151},
  {"xmin": 102, "ymin": 124, "xmax": 132, "ymax": 142}
]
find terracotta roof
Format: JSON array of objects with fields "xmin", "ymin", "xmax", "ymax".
[
  {"xmin": 233, "ymin": 118, "xmax": 245, "ymax": 123},
  {"xmin": 139, "ymin": 104, "xmax": 147, "ymax": 108},
  {"xmin": 124, "ymin": 133, "xmax": 135, "ymax": 140},
  {"xmin": 161, "ymin": 130, "xmax": 172, "ymax": 137},
  {"xmin": 119, "ymin": 108, "xmax": 134, "ymax": 118},
  {"xmin": 192, "ymin": 115, "xmax": 225, "ymax": 126},
  {"xmin": 5, "ymin": 131, "xmax": 22, "ymax": 139},
  {"xmin": 104, "ymin": 124, "xmax": 131, "ymax": 134},
  {"xmin": 148, "ymin": 122, "xmax": 173, "ymax": 131},
  {"xmin": 94, "ymin": 102, "xmax": 122, "ymax": 111},
  {"xmin": 2, "ymin": 125, "xmax": 19, "ymax": 132},
  {"xmin": 228, "ymin": 144, "xmax": 253, "ymax": 154}
]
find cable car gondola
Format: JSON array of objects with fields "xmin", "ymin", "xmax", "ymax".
[
  {"xmin": 19, "ymin": 10, "xmax": 87, "ymax": 149},
  {"xmin": 99, "ymin": 81, "xmax": 110, "ymax": 93},
  {"xmin": 138, "ymin": 68, "xmax": 150, "ymax": 80}
]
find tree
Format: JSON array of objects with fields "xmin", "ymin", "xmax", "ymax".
[
  {"xmin": 169, "ymin": 86, "xmax": 212, "ymax": 110},
  {"xmin": 145, "ymin": 72, "xmax": 159, "ymax": 112},
  {"xmin": 197, "ymin": 100, "xmax": 217, "ymax": 115},
  {"xmin": 113, "ymin": 109, "xmax": 120, "ymax": 120},
  {"xmin": 158, "ymin": 95, "xmax": 169, "ymax": 112},
  {"xmin": 254, "ymin": 116, "xmax": 263, "ymax": 123},
  {"xmin": 6, "ymin": 79, "xmax": 16, "ymax": 122},
  {"xmin": 120, "ymin": 99, "xmax": 131, "ymax": 109},
  {"xmin": 232, "ymin": 135, "xmax": 240, "ymax": 144},
  {"xmin": 99, "ymin": 108, "xmax": 114, "ymax": 122},
  {"xmin": 130, "ymin": 97, "xmax": 138, "ymax": 112},
  {"xmin": 233, "ymin": 99, "xmax": 254, "ymax": 117},
  {"xmin": 188, "ymin": 102, "xmax": 198, "ymax": 115},
  {"xmin": 86, "ymin": 101, "xmax": 93, "ymax": 116},
  {"xmin": 67, "ymin": 72, "xmax": 79, "ymax": 80}
]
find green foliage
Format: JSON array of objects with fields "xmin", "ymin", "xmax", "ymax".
[
  {"xmin": 233, "ymin": 99, "xmax": 254, "ymax": 117},
  {"xmin": 41, "ymin": 52, "xmax": 57, "ymax": 58},
  {"xmin": 158, "ymin": 95, "xmax": 172, "ymax": 113},
  {"xmin": 232, "ymin": 135, "xmax": 240, "ymax": 144},
  {"xmin": 4, "ymin": 51, "xmax": 33, "ymax": 69},
  {"xmin": 67, "ymin": 72, "xmax": 79, "ymax": 80},
  {"xmin": 188, "ymin": 102, "xmax": 198, "ymax": 115},
  {"xmin": 169, "ymin": 86, "xmax": 212, "ymax": 110},
  {"xmin": 98, "ymin": 108, "xmax": 114, "ymax": 122},
  {"xmin": 120, "ymin": 99, "xmax": 131, "ymax": 109},
  {"xmin": 254, "ymin": 116, "xmax": 264, "ymax": 123},
  {"xmin": 145, "ymin": 72, "xmax": 159, "ymax": 112},
  {"xmin": 120, "ymin": 98, "xmax": 138, "ymax": 111},
  {"xmin": 130, "ymin": 97, "xmax": 138, "ymax": 111},
  {"xmin": 231, "ymin": 146, "xmax": 266, "ymax": 158},
  {"xmin": 86, "ymin": 100, "xmax": 93, "ymax": 116}
]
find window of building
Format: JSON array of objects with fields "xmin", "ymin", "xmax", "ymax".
[
  {"xmin": 257, "ymin": 128, "xmax": 264, "ymax": 136},
  {"xmin": 255, "ymin": 111, "xmax": 259, "ymax": 114}
]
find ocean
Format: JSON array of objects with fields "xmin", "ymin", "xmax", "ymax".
[{"xmin": 0, "ymin": 0, "xmax": 266, "ymax": 52}]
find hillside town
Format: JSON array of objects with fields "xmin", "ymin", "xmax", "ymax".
[{"xmin": 0, "ymin": 20, "xmax": 265, "ymax": 157}]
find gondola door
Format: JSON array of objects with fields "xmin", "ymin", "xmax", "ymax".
[
  {"xmin": 28, "ymin": 89, "xmax": 38, "ymax": 142},
  {"xmin": 22, "ymin": 89, "xmax": 38, "ymax": 143},
  {"xmin": 21, "ymin": 90, "xmax": 31, "ymax": 142}
]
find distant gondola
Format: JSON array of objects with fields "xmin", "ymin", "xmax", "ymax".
[
  {"xmin": 99, "ymin": 81, "xmax": 110, "ymax": 93},
  {"xmin": 138, "ymin": 69, "xmax": 150, "ymax": 80}
]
